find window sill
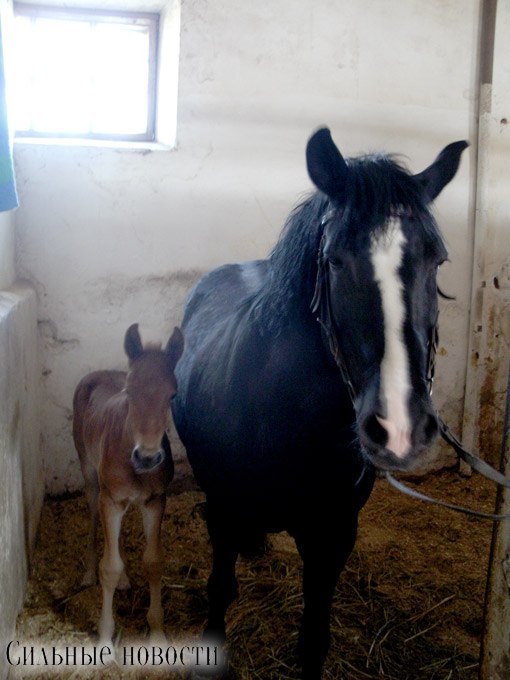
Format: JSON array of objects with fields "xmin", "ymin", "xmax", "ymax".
[{"xmin": 14, "ymin": 137, "xmax": 175, "ymax": 152}]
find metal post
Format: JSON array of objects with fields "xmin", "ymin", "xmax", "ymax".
[{"xmin": 479, "ymin": 362, "xmax": 510, "ymax": 679}]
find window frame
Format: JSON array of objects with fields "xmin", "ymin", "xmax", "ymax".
[{"xmin": 13, "ymin": 3, "xmax": 159, "ymax": 143}]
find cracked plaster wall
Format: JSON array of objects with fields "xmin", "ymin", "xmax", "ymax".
[
  {"xmin": 0, "ymin": 281, "xmax": 43, "ymax": 678},
  {"xmin": 13, "ymin": 0, "xmax": 483, "ymax": 493}
]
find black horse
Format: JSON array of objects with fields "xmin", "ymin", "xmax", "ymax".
[{"xmin": 172, "ymin": 128, "xmax": 467, "ymax": 678}]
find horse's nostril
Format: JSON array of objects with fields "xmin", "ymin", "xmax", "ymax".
[
  {"xmin": 422, "ymin": 412, "xmax": 439, "ymax": 442},
  {"xmin": 362, "ymin": 414, "xmax": 388, "ymax": 447},
  {"xmin": 132, "ymin": 447, "xmax": 141, "ymax": 463}
]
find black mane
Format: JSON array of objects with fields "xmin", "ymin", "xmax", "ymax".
[
  {"xmin": 260, "ymin": 191, "xmax": 328, "ymax": 329},
  {"xmin": 346, "ymin": 154, "xmax": 423, "ymax": 220},
  {"xmin": 254, "ymin": 153, "xmax": 442, "ymax": 333}
]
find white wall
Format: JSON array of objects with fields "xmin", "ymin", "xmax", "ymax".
[{"xmin": 14, "ymin": 0, "xmax": 482, "ymax": 494}]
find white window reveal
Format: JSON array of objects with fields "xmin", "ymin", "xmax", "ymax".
[{"xmin": 12, "ymin": 4, "xmax": 159, "ymax": 142}]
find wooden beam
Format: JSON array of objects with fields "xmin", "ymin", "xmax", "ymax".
[{"xmin": 480, "ymin": 364, "xmax": 510, "ymax": 679}]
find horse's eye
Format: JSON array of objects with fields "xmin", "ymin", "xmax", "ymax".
[
  {"xmin": 426, "ymin": 256, "xmax": 445, "ymax": 272},
  {"xmin": 328, "ymin": 257, "xmax": 344, "ymax": 269}
]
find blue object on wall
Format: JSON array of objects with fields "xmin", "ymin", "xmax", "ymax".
[{"xmin": 0, "ymin": 25, "xmax": 18, "ymax": 212}]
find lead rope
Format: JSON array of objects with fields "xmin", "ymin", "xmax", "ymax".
[
  {"xmin": 388, "ymin": 350, "xmax": 510, "ymax": 520},
  {"xmin": 384, "ymin": 472, "xmax": 510, "ymax": 521},
  {"xmin": 312, "ymin": 212, "xmax": 510, "ymax": 520}
]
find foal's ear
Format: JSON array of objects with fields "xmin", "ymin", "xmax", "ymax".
[
  {"xmin": 124, "ymin": 323, "xmax": 144, "ymax": 363},
  {"xmin": 413, "ymin": 140, "xmax": 469, "ymax": 202},
  {"xmin": 306, "ymin": 127, "xmax": 349, "ymax": 201},
  {"xmin": 165, "ymin": 327, "xmax": 184, "ymax": 370}
]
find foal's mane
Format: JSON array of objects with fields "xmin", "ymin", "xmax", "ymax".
[{"xmin": 253, "ymin": 153, "xmax": 443, "ymax": 333}]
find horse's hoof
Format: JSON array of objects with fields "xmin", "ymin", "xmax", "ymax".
[
  {"xmin": 190, "ymin": 670, "xmax": 225, "ymax": 679},
  {"xmin": 194, "ymin": 631, "xmax": 227, "ymax": 678},
  {"xmin": 189, "ymin": 659, "xmax": 227, "ymax": 680},
  {"xmin": 202, "ymin": 627, "xmax": 226, "ymax": 646}
]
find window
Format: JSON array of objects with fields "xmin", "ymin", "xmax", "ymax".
[{"xmin": 12, "ymin": 4, "xmax": 159, "ymax": 142}]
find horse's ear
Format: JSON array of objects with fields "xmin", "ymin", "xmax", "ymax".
[
  {"xmin": 124, "ymin": 324, "xmax": 143, "ymax": 363},
  {"xmin": 306, "ymin": 127, "xmax": 349, "ymax": 201},
  {"xmin": 165, "ymin": 327, "xmax": 184, "ymax": 370},
  {"xmin": 413, "ymin": 140, "xmax": 469, "ymax": 202}
]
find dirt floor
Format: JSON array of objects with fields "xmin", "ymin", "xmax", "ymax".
[{"xmin": 13, "ymin": 465, "xmax": 497, "ymax": 680}]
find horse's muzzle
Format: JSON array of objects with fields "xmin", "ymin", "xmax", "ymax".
[
  {"xmin": 131, "ymin": 447, "xmax": 165, "ymax": 473},
  {"xmin": 358, "ymin": 409, "xmax": 439, "ymax": 472}
]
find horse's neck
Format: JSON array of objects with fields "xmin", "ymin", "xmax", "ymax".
[{"xmin": 254, "ymin": 268, "xmax": 319, "ymax": 338}]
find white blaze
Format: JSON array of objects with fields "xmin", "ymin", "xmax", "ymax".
[{"xmin": 370, "ymin": 218, "xmax": 412, "ymax": 458}]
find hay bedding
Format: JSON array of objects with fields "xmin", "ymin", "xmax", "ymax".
[{"xmin": 14, "ymin": 466, "xmax": 495, "ymax": 679}]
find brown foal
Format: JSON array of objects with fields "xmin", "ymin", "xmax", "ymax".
[{"xmin": 73, "ymin": 323, "xmax": 184, "ymax": 645}]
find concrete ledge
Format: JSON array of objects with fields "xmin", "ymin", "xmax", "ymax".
[{"xmin": 0, "ymin": 282, "xmax": 43, "ymax": 679}]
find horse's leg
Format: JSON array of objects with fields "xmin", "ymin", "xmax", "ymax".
[
  {"xmin": 295, "ymin": 513, "xmax": 358, "ymax": 680},
  {"xmin": 81, "ymin": 463, "xmax": 99, "ymax": 587},
  {"xmin": 141, "ymin": 493, "xmax": 166, "ymax": 644},
  {"xmin": 98, "ymin": 492, "xmax": 127, "ymax": 645},
  {"xmin": 204, "ymin": 502, "xmax": 239, "ymax": 642}
]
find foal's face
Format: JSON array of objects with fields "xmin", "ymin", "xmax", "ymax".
[
  {"xmin": 126, "ymin": 354, "xmax": 176, "ymax": 466},
  {"xmin": 306, "ymin": 128, "xmax": 467, "ymax": 471},
  {"xmin": 124, "ymin": 325, "xmax": 184, "ymax": 472}
]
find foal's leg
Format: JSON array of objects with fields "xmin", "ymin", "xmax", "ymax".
[
  {"xmin": 117, "ymin": 534, "xmax": 131, "ymax": 591},
  {"xmin": 81, "ymin": 464, "xmax": 99, "ymax": 587},
  {"xmin": 295, "ymin": 514, "xmax": 358, "ymax": 680},
  {"xmin": 98, "ymin": 492, "xmax": 127, "ymax": 645},
  {"xmin": 141, "ymin": 493, "xmax": 166, "ymax": 644},
  {"xmin": 204, "ymin": 502, "xmax": 239, "ymax": 642}
]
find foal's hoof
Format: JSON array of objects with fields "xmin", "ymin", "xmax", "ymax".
[
  {"xmin": 149, "ymin": 631, "xmax": 167, "ymax": 647},
  {"xmin": 98, "ymin": 639, "xmax": 116, "ymax": 658}
]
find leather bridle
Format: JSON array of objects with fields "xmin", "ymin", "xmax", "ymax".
[
  {"xmin": 311, "ymin": 209, "xmax": 510, "ymax": 520},
  {"xmin": 310, "ymin": 223, "xmax": 356, "ymax": 402}
]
